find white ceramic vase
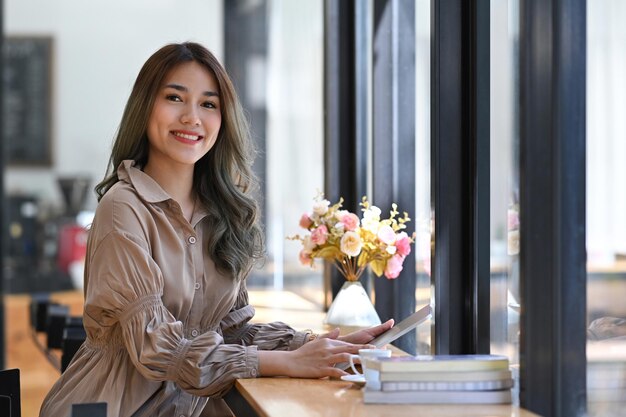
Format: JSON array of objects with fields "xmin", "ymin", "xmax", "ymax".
[{"xmin": 324, "ymin": 280, "xmax": 382, "ymax": 328}]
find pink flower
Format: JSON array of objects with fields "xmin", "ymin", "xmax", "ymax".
[
  {"xmin": 310, "ymin": 225, "xmax": 328, "ymax": 245},
  {"xmin": 337, "ymin": 211, "xmax": 360, "ymax": 231},
  {"xmin": 395, "ymin": 232, "xmax": 411, "ymax": 257},
  {"xmin": 423, "ymin": 258, "xmax": 431, "ymax": 277},
  {"xmin": 377, "ymin": 225, "xmax": 396, "ymax": 245},
  {"xmin": 384, "ymin": 254, "xmax": 405, "ymax": 279},
  {"xmin": 299, "ymin": 250, "xmax": 313, "ymax": 266},
  {"xmin": 299, "ymin": 213, "xmax": 313, "ymax": 229},
  {"xmin": 508, "ymin": 208, "xmax": 520, "ymax": 231}
]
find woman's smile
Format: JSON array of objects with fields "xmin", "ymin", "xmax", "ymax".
[{"xmin": 171, "ymin": 130, "xmax": 204, "ymax": 143}]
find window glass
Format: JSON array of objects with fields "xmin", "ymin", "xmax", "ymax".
[
  {"xmin": 586, "ymin": 1, "xmax": 626, "ymax": 415},
  {"xmin": 415, "ymin": 0, "xmax": 432, "ymax": 355},
  {"xmin": 489, "ymin": 0, "xmax": 520, "ymax": 404},
  {"xmin": 257, "ymin": 0, "xmax": 325, "ymax": 306}
]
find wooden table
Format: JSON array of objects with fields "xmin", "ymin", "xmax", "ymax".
[
  {"xmin": 228, "ymin": 377, "xmax": 541, "ymax": 417},
  {"xmin": 225, "ymin": 290, "xmax": 542, "ymax": 417}
]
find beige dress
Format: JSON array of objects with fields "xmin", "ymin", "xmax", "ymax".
[{"xmin": 39, "ymin": 160, "xmax": 309, "ymax": 417}]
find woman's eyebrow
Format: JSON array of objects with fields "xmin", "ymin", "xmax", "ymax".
[{"xmin": 164, "ymin": 83, "xmax": 219, "ymax": 98}]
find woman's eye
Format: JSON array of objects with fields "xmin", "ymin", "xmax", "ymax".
[
  {"xmin": 166, "ymin": 94, "xmax": 182, "ymax": 102},
  {"xmin": 202, "ymin": 101, "xmax": 217, "ymax": 109}
]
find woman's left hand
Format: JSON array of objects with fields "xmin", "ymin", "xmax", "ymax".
[{"xmin": 320, "ymin": 319, "xmax": 394, "ymax": 345}]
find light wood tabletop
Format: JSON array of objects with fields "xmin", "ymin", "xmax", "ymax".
[{"xmin": 233, "ymin": 377, "xmax": 541, "ymax": 417}]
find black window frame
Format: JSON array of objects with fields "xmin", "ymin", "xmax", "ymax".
[
  {"xmin": 324, "ymin": 0, "xmax": 588, "ymax": 416},
  {"xmin": 0, "ymin": 0, "xmax": 6, "ymax": 369},
  {"xmin": 518, "ymin": 0, "xmax": 587, "ymax": 416}
]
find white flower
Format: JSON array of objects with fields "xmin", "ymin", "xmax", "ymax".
[
  {"xmin": 340, "ymin": 231, "xmax": 363, "ymax": 257},
  {"xmin": 303, "ymin": 235, "xmax": 316, "ymax": 252},
  {"xmin": 377, "ymin": 225, "xmax": 396, "ymax": 245},
  {"xmin": 507, "ymin": 230, "xmax": 520, "ymax": 255},
  {"xmin": 362, "ymin": 205, "xmax": 382, "ymax": 233},
  {"xmin": 386, "ymin": 245, "xmax": 397, "ymax": 255},
  {"xmin": 363, "ymin": 205, "xmax": 381, "ymax": 221},
  {"xmin": 313, "ymin": 199, "xmax": 330, "ymax": 216}
]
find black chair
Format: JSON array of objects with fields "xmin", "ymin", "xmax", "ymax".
[
  {"xmin": 30, "ymin": 293, "xmax": 51, "ymax": 332},
  {"xmin": 46, "ymin": 304, "xmax": 70, "ymax": 349},
  {"xmin": 0, "ymin": 368, "xmax": 21, "ymax": 417},
  {"xmin": 61, "ymin": 319, "xmax": 87, "ymax": 372},
  {"xmin": 71, "ymin": 402, "xmax": 107, "ymax": 417}
]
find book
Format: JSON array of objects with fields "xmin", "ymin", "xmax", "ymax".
[
  {"xmin": 365, "ymin": 354, "xmax": 510, "ymax": 373},
  {"xmin": 381, "ymin": 378, "xmax": 514, "ymax": 392},
  {"xmin": 379, "ymin": 369, "xmax": 513, "ymax": 382},
  {"xmin": 363, "ymin": 388, "xmax": 512, "ymax": 404}
]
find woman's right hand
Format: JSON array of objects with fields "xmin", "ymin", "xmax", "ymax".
[{"xmin": 258, "ymin": 338, "xmax": 372, "ymax": 379}]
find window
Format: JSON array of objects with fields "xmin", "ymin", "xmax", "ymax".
[
  {"xmin": 264, "ymin": 0, "xmax": 325, "ymax": 305},
  {"xmin": 490, "ymin": 0, "xmax": 520, "ymax": 403},
  {"xmin": 586, "ymin": 1, "xmax": 626, "ymax": 414},
  {"xmin": 414, "ymin": 0, "xmax": 432, "ymax": 355}
]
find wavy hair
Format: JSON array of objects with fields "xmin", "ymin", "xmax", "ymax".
[{"xmin": 95, "ymin": 42, "xmax": 264, "ymax": 281}]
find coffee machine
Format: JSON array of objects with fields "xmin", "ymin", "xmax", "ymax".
[{"xmin": 55, "ymin": 176, "xmax": 92, "ymax": 289}]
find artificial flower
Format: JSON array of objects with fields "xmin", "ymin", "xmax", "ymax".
[{"xmin": 289, "ymin": 193, "xmax": 414, "ymax": 282}]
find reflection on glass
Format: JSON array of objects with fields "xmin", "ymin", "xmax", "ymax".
[
  {"xmin": 415, "ymin": 0, "xmax": 432, "ymax": 355},
  {"xmin": 587, "ymin": 1, "xmax": 626, "ymax": 415},
  {"xmin": 490, "ymin": 0, "xmax": 520, "ymax": 404}
]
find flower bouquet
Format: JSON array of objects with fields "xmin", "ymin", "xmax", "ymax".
[{"xmin": 290, "ymin": 194, "xmax": 413, "ymax": 327}]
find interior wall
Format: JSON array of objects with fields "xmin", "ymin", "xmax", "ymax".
[{"xmin": 4, "ymin": 0, "xmax": 223, "ymax": 211}]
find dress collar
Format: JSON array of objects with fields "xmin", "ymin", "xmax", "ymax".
[{"xmin": 116, "ymin": 160, "xmax": 210, "ymax": 225}]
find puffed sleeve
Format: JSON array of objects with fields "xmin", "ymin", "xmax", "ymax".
[
  {"xmin": 220, "ymin": 282, "xmax": 311, "ymax": 350},
  {"xmin": 84, "ymin": 230, "xmax": 258, "ymax": 398}
]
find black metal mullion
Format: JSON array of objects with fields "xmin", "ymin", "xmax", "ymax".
[
  {"xmin": 469, "ymin": 0, "xmax": 491, "ymax": 354},
  {"xmin": 431, "ymin": 0, "xmax": 470, "ymax": 355},
  {"xmin": 324, "ymin": 0, "xmax": 365, "ymax": 303},
  {"xmin": 0, "ymin": 0, "xmax": 5, "ymax": 369},
  {"xmin": 372, "ymin": 0, "xmax": 417, "ymax": 355},
  {"xmin": 518, "ymin": 0, "xmax": 587, "ymax": 416}
]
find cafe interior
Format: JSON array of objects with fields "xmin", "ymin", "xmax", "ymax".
[{"xmin": 0, "ymin": 1, "xmax": 625, "ymax": 417}]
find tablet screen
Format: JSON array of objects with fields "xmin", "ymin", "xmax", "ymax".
[
  {"xmin": 336, "ymin": 304, "xmax": 432, "ymax": 371},
  {"xmin": 369, "ymin": 304, "xmax": 432, "ymax": 348}
]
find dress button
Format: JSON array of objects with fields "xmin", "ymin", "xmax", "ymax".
[
  {"xmin": 194, "ymin": 282, "xmax": 201, "ymax": 290},
  {"xmin": 251, "ymin": 369, "xmax": 257, "ymax": 377},
  {"xmin": 191, "ymin": 329, "xmax": 199, "ymax": 337},
  {"xmin": 188, "ymin": 236, "xmax": 197, "ymax": 244}
]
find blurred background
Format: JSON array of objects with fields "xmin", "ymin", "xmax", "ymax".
[{"xmin": 1, "ymin": 0, "xmax": 625, "ymax": 416}]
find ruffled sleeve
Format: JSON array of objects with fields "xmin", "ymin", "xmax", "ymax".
[
  {"xmin": 220, "ymin": 283, "xmax": 310, "ymax": 351},
  {"xmin": 84, "ymin": 230, "xmax": 258, "ymax": 398}
]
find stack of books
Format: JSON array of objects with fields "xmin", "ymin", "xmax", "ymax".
[{"xmin": 362, "ymin": 354, "xmax": 514, "ymax": 404}]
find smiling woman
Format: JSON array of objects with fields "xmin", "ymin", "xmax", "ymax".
[{"xmin": 36, "ymin": 42, "xmax": 392, "ymax": 417}]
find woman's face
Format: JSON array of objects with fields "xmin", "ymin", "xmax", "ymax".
[{"xmin": 146, "ymin": 61, "xmax": 222, "ymax": 170}]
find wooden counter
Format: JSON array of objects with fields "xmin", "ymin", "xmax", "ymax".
[{"xmin": 232, "ymin": 377, "xmax": 541, "ymax": 417}]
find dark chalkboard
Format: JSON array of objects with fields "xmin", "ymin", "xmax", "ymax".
[{"xmin": 3, "ymin": 36, "xmax": 53, "ymax": 166}]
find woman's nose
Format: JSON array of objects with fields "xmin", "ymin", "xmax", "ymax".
[{"xmin": 180, "ymin": 106, "xmax": 201, "ymax": 126}]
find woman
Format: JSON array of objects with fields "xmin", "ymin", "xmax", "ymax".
[{"xmin": 39, "ymin": 42, "xmax": 392, "ymax": 417}]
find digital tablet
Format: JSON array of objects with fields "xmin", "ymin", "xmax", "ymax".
[
  {"xmin": 336, "ymin": 304, "xmax": 432, "ymax": 370},
  {"xmin": 369, "ymin": 304, "xmax": 432, "ymax": 348}
]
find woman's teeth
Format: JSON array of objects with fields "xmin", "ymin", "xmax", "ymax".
[{"xmin": 173, "ymin": 132, "xmax": 201, "ymax": 141}]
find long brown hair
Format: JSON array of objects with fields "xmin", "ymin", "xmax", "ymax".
[{"xmin": 95, "ymin": 42, "xmax": 264, "ymax": 280}]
